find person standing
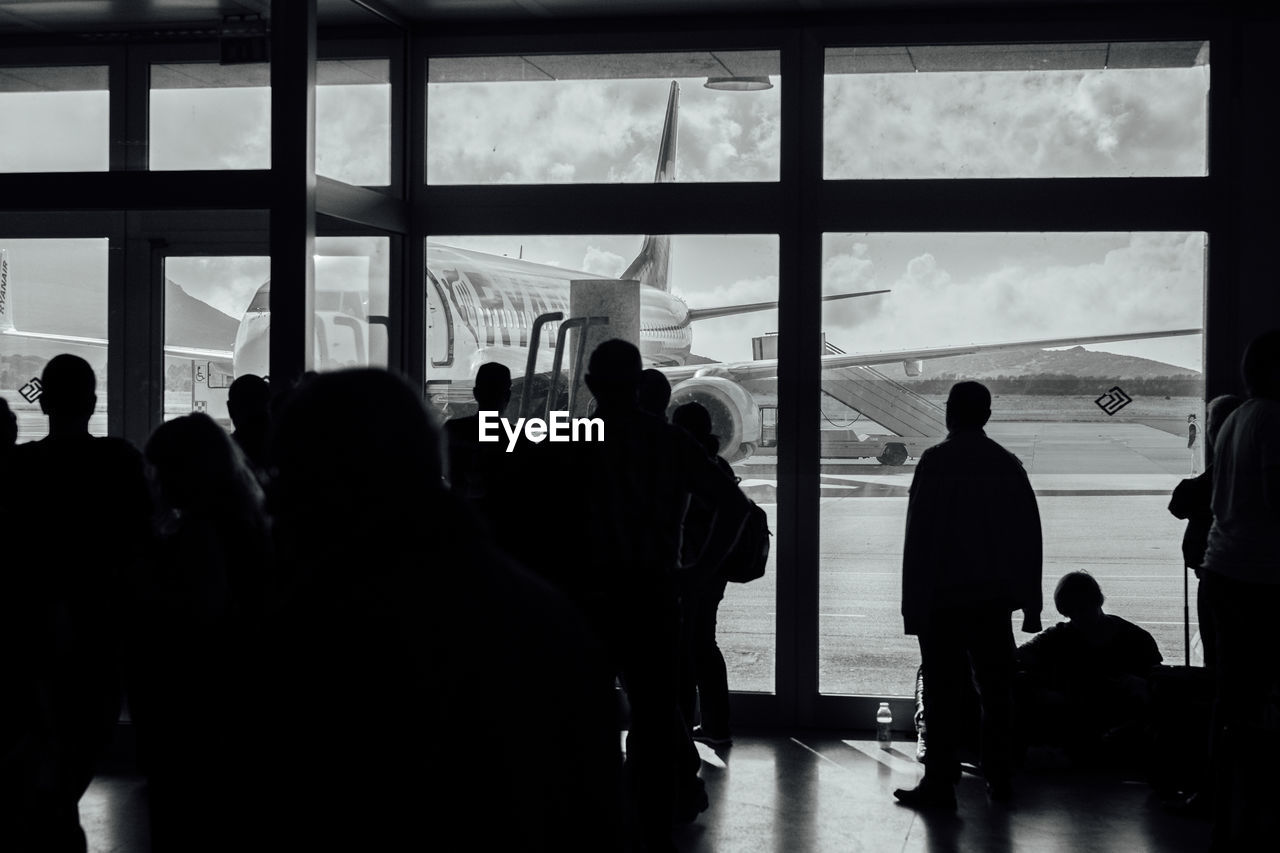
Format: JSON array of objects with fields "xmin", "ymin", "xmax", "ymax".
[
  {"xmin": 1199, "ymin": 329, "xmax": 1280, "ymax": 851},
  {"xmin": 1188, "ymin": 413, "xmax": 1201, "ymax": 474},
  {"xmin": 895, "ymin": 380, "xmax": 1043, "ymax": 810}
]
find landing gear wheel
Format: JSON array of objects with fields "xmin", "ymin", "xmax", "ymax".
[{"xmin": 878, "ymin": 442, "xmax": 908, "ymax": 466}]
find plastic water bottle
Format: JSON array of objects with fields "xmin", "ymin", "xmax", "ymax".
[{"xmin": 876, "ymin": 702, "xmax": 893, "ymax": 751}]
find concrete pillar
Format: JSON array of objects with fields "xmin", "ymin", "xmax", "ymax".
[{"xmin": 568, "ymin": 279, "xmax": 640, "ymax": 418}]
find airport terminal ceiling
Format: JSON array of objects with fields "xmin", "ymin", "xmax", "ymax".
[{"xmin": 0, "ymin": 0, "xmax": 1218, "ymax": 35}]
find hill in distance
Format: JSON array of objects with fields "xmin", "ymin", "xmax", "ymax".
[{"xmin": 898, "ymin": 345, "xmax": 1200, "ymax": 381}]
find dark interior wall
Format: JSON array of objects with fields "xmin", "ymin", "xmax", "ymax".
[{"xmin": 1210, "ymin": 8, "xmax": 1280, "ymax": 399}]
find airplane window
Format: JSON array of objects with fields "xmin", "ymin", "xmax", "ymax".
[
  {"xmin": 427, "ymin": 233, "xmax": 780, "ymax": 693},
  {"xmin": 427, "ymin": 51, "xmax": 780, "ymax": 184},
  {"xmin": 0, "ymin": 66, "xmax": 108, "ymax": 173},
  {"xmin": 817, "ymin": 231, "xmax": 1206, "ymax": 696},
  {"xmin": 149, "ymin": 59, "xmax": 391, "ymax": 185},
  {"xmin": 824, "ymin": 41, "xmax": 1209, "ymax": 179},
  {"xmin": 0, "ymin": 238, "xmax": 110, "ymax": 441}
]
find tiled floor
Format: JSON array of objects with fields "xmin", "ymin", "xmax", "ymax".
[{"xmin": 80, "ymin": 733, "xmax": 1212, "ymax": 853}]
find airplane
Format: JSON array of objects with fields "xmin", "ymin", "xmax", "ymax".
[{"xmin": 2, "ymin": 81, "xmax": 1201, "ymax": 461}]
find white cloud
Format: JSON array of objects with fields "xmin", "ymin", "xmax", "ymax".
[
  {"xmin": 825, "ymin": 65, "xmax": 1208, "ymax": 178},
  {"xmin": 821, "ymin": 232, "xmax": 1205, "ymax": 370},
  {"xmin": 581, "ymin": 247, "xmax": 627, "ymax": 277}
]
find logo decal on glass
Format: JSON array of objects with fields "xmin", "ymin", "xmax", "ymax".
[
  {"xmin": 19, "ymin": 377, "xmax": 43, "ymax": 403},
  {"xmin": 1094, "ymin": 386, "xmax": 1133, "ymax": 416}
]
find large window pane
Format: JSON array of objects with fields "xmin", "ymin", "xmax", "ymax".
[
  {"xmin": 427, "ymin": 51, "xmax": 780, "ymax": 184},
  {"xmin": 162, "ymin": 241, "xmax": 389, "ymax": 424},
  {"xmin": 0, "ymin": 238, "xmax": 109, "ymax": 440},
  {"xmin": 150, "ymin": 59, "xmax": 391, "ymax": 184},
  {"xmin": 426, "ymin": 233, "xmax": 779, "ymax": 692},
  {"xmin": 825, "ymin": 42, "xmax": 1208, "ymax": 179},
  {"xmin": 818, "ymin": 232, "xmax": 1205, "ymax": 696},
  {"xmin": 0, "ymin": 66, "xmax": 108, "ymax": 172},
  {"xmin": 163, "ymin": 255, "xmax": 269, "ymax": 424}
]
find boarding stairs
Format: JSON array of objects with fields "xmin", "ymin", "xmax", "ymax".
[{"xmin": 819, "ymin": 341, "xmax": 947, "ymax": 438}]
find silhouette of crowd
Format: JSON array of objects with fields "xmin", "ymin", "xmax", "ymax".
[
  {"xmin": 0, "ymin": 341, "xmax": 758, "ymax": 853},
  {"xmin": 2, "ymin": 328, "xmax": 1275, "ymax": 852}
]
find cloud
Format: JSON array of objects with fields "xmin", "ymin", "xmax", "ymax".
[
  {"xmin": 821, "ymin": 232, "xmax": 1205, "ymax": 369},
  {"xmin": 581, "ymin": 247, "xmax": 627, "ymax": 277},
  {"xmin": 427, "ymin": 78, "xmax": 780, "ymax": 184},
  {"xmin": 825, "ymin": 65, "xmax": 1208, "ymax": 178}
]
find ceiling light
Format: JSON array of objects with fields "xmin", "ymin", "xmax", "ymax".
[{"xmin": 703, "ymin": 76, "xmax": 772, "ymax": 91}]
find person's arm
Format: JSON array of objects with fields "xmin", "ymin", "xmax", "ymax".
[{"xmin": 900, "ymin": 452, "xmax": 937, "ymax": 636}]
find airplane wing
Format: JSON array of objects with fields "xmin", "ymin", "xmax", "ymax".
[
  {"xmin": 656, "ymin": 327, "xmax": 1203, "ymax": 384},
  {"xmin": 686, "ymin": 289, "xmax": 890, "ymax": 322},
  {"xmin": 2, "ymin": 328, "xmax": 233, "ymax": 362}
]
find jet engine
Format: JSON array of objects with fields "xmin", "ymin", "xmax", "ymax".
[
  {"xmin": 668, "ymin": 370, "xmax": 762, "ymax": 462},
  {"xmin": 903, "ymin": 359, "xmax": 924, "ymax": 377}
]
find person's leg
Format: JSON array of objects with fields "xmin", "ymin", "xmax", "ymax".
[
  {"xmin": 896, "ymin": 610, "xmax": 963, "ymax": 808},
  {"xmin": 966, "ymin": 603, "xmax": 1017, "ymax": 797},
  {"xmin": 1203, "ymin": 572, "xmax": 1280, "ymax": 851},
  {"xmin": 691, "ymin": 579, "xmax": 731, "ymax": 739}
]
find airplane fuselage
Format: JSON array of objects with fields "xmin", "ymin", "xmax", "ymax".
[{"xmin": 424, "ymin": 242, "xmax": 695, "ymax": 392}]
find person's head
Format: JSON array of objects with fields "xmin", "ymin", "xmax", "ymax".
[
  {"xmin": 270, "ymin": 369, "xmax": 442, "ymax": 566},
  {"xmin": 228, "ymin": 374, "xmax": 271, "ymax": 432},
  {"xmin": 584, "ymin": 339, "xmax": 642, "ymax": 410},
  {"xmin": 672, "ymin": 400, "xmax": 720, "ymax": 456},
  {"xmin": 39, "ymin": 353, "xmax": 96, "ymax": 429},
  {"xmin": 146, "ymin": 412, "xmax": 262, "ymax": 519},
  {"xmin": 945, "ymin": 381, "xmax": 992, "ymax": 432},
  {"xmin": 1205, "ymin": 394, "xmax": 1245, "ymax": 451},
  {"xmin": 0, "ymin": 397, "xmax": 16, "ymax": 449},
  {"xmin": 1241, "ymin": 328, "xmax": 1280, "ymax": 400},
  {"xmin": 472, "ymin": 362, "xmax": 512, "ymax": 413},
  {"xmin": 637, "ymin": 369, "xmax": 672, "ymax": 419},
  {"xmin": 1054, "ymin": 571, "xmax": 1105, "ymax": 621},
  {"xmin": 1188, "ymin": 413, "xmax": 1196, "ymax": 423}
]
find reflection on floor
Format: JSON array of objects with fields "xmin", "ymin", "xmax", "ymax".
[
  {"xmin": 678, "ymin": 734, "xmax": 1210, "ymax": 853},
  {"xmin": 82, "ymin": 733, "xmax": 1212, "ymax": 853}
]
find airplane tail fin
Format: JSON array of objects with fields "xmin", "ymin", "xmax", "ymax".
[
  {"xmin": 0, "ymin": 249, "xmax": 13, "ymax": 333},
  {"xmin": 620, "ymin": 81, "xmax": 678, "ymax": 292}
]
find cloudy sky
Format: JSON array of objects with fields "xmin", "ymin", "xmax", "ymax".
[{"xmin": 3, "ymin": 57, "xmax": 1208, "ymax": 375}]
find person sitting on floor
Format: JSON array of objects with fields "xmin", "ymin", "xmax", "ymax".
[{"xmin": 1015, "ymin": 571, "xmax": 1163, "ymax": 764}]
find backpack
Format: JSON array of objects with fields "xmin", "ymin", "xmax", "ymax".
[{"xmin": 720, "ymin": 499, "xmax": 771, "ymax": 583}]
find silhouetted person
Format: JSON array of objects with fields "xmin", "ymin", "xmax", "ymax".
[
  {"xmin": 672, "ymin": 401, "xmax": 738, "ymax": 747},
  {"xmin": 1015, "ymin": 571, "xmax": 1161, "ymax": 761},
  {"xmin": 131, "ymin": 413, "xmax": 271, "ymax": 852},
  {"xmin": 895, "ymin": 380, "xmax": 1042, "ymax": 810},
  {"xmin": 444, "ymin": 361, "xmax": 512, "ymax": 512},
  {"xmin": 1188, "ymin": 413, "xmax": 1201, "ymax": 474},
  {"xmin": 496, "ymin": 340, "xmax": 749, "ymax": 852},
  {"xmin": 242, "ymin": 369, "xmax": 620, "ymax": 853},
  {"xmin": 227, "ymin": 373, "xmax": 272, "ymax": 480},
  {"xmin": 1199, "ymin": 329, "xmax": 1280, "ymax": 851},
  {"xmin": 0, "ymin": 396, "xmax": 16, "ymax": 462},
  {"xmin": 0, "ymin": 354, "xmax": 151, "ymax": 853},
  {"xmin": 1169, "ymin": 393, "xmax": 1245, "ymax": 669},
  {"xmin": 638, "ymin": 368, "xmax": 672, "ymax": 420}
]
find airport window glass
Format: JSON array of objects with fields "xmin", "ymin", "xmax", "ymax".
[
  {"xmin": 149, "ymin": 59, "xmax": 391, "ymax": 184},
  {"xmin": 426, "ymin": 51, "xmax": 780, "ymax": 184},
  {"xmin": 0, "ymin": 238, "xmax": 110, "ymax": 440},
  {"xmin": 426, "ymin": 233, "xmax": 779, "ymax": 693},
  {"xmin": 824, "ymin": 42, "xmax": 1209, "ymax": 179},
  {"xmin": 817, "ymin": 232, "xmax": 1206, "ymax": 697},
  {"xmin": 0, "ymin": 66, "xmax": 108, "ymax": 173},
  {"xmin": 162, "ymin": 240, "xmax": 388, "ymax": 424},
  {"xmin": 163, "ymin": 255, "xmax": 270, "ymax": 425},
  {"xmin": 313, "ymin": 236, "xmax": 390, "ymax": 372}
]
